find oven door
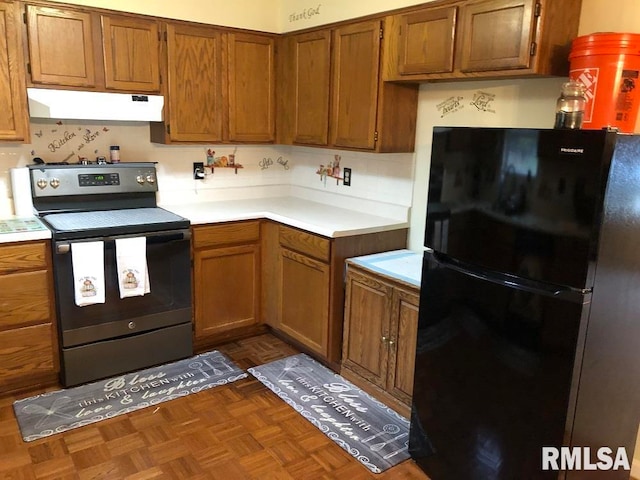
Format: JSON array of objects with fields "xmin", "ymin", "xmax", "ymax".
[{"xmin": 53, "ymin": 228, "xmax": 192, "ymax": 348}]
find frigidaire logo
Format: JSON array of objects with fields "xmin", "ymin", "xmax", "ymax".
[
  {"xmin": 542, "ymin": 447, "xmax": 630, "ymax": 471},
  {"xmin": 560, "ymin": 147, "xmax": 585, "ymax": 154}
]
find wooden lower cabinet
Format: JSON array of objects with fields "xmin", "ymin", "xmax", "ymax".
[
  {"xmin": 192, "ymin": 221, "xmax": 261, "ymax": 349},
  {"xmin": 279, "ymin": 246, "xmax": 331, "ymax": 357},
  {"xmin": 341, "ymin": 264, "xmax": 419, "ymax": 417},
  {"xmin": 0, "ymin": 241, "xmax": 58, "ymax": 393},
  {"xmin": 262, "ymin": 222, "xmax": 408, "ymax": 365}
]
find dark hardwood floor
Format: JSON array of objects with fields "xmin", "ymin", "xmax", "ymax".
[{"xmin": 0, "ymin": 334, "xmax": 429, "ymax": 479}]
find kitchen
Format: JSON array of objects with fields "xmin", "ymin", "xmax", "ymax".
[{"xmin": 1, "ymin": 0, "xmax": 640, "ymax": 478}]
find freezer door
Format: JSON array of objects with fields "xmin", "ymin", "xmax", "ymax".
[
  {"xmin": 410, "ymin": 253, "xmax": 589, "ymax": 479},
  {"xmin": 426, "ymin": 127, "xmax": 616, "ymax": 290}
]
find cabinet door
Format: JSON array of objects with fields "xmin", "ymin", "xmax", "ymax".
[
  {"xmin": 193, "ymin": 244, "xmax": 259, "ymax": 338},
  {"xmin": 101, "ymin": 14, "xmax": 160, "ymax": 92},
  {"xmin": 459, "ymin": 0, "xmax": 536, "ymax": 72},
  {"xmin": 387, "ymin": 287, "xmax": 419, "ymax": 403},
  {"xmin": 25, "ymin": 5, "xmax": 98, "ymax": 87},
  {"xmin": 0, "ymin": 323, "xmax": 56, "ymax": 391},
  {"xmin": 291, "ymin": 30, "xmax": 331, "ymax": 145},
  {"xmin": 227, "ymin": 32, "xmax": 275, "ymax": 142},
  {"xmin": 165, "ymin": 23, "xmax": 223, "ymax": 142},
  {"xmin": 0, "ymin": 2, "xmax": 28, "ymax": 141},
  {"xmin": 279, "ymin": 247, "xmax": 330, "ymax": 356},
  {"xmin": 330, "ymin": 20, "xmax": 381, "ymax": 150},
  {"xmin": 398, "ymin": 6, "xmax": 457, "ymax": 75},
  {"xmin": 342, "ymin": 269, "xmax": 393, "ymax": 389}
]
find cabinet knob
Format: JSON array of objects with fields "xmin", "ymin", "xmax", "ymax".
[
  {"xmin": 381, "ymin": 336, "xmax": 388, "ymax": 343},
  {"xmin": 389, "ymin": 339, "xmax": 395, "ymax": 346}
]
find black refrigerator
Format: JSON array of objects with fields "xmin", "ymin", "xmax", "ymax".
[{"xmin": 410, "ymin": 127, "xmax": 640, "ymax": 479}]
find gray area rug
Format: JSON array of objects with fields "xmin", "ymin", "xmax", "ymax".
[
  {"xmin": 248, "ymin": 353, "xmax": 410, "ymax": 473},
  {"xmin": 14, "ymin": 350, "xmax": 247, "ymax": 442}
]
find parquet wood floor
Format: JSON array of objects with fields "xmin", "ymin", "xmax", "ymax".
[{"xmin": 0, "ymin": 334, "xmax": 429, "ymax": 479}]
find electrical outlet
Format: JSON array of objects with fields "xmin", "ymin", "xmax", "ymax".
[
  {"xmin": 343, "ymin": 167, "xmax": 352, "ymax": 186},
  {"xmin": 193, "ymin": 162, "xmax": 205, "ymax": 180}
]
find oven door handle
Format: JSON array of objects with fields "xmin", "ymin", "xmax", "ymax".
[{"xmin": 55, "ymin": 228, "xmax": 192, "ymax": 254}]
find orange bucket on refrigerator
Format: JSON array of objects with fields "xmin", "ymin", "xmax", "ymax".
[{"xmin": 568, "ymin": 32, "xmax": 640, "ymax": 133}]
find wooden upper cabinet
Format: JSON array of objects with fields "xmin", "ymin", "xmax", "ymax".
[
  {"xmin": 0, "ymin": 1, "xmax": 29, "ymax": 141},
  {"xmin": 163, "ymin": 23, "xmax": 223, "ymax": 142},
  {"xmin": 291, "ymin": 30, "xmax": 331, "ymax": 146},
  {"xmin": 227, "ymin": 32, "xmax": 275, "ymax": 143},
  {"xmin": 101, "ymin": 14, "xmax": 160, "ymax": 92},
  {"xmin": 459, "ymin": 0, "xmax": 536, "ymax": 72},
  {"xmin": 398, "ymin": 6, "xmax": 457, "ymax": 75},
  {"xmin": 25, "ymin": 5, "xmax": 98, "ymax": 87},
  {"xmin": 331, "ymin": 20, "xmax": 381, "ymax": 150}
]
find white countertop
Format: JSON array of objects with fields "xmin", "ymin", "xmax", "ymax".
[
  {"xmin": 0, "ymin": 217, "xmax": 51, "ymax": 244},
  {"xmin": 347, "ymin": 249, "xmax": 423, "ymax": 288},
  {"xmin": 0, "ymin": 196, "xmax": 408, "ymax": 243},
  {"xmin": 162, "ymin": 196, "xmax": 409, "ymax": 238}
]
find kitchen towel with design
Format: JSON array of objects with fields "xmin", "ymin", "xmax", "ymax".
[
  {"xmin": 71, "ymin": 241, "xmax": 105, "ymax": 307},
  {"xmin": 115, "ymin": 237, "xmax": 150, "ymax": 298}
]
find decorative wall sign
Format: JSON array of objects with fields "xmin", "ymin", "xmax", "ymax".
[
  {"xmin": 30, "ymin": 121, "xmax": 114, "ymax": 163},
  {"xmin": 470, "ymin": 91, "xmax": 497, "ymax": 113},
  {"xmin": 437, "ymin": 96, "xmax": 464, "ymax": 118},
  {"xmin": 259, "ymin": 156, "xmax": 289, "ymax": 170},
  {"xmin": 288, "ymin": 4, "xmax": 322, "ymax": 23}
]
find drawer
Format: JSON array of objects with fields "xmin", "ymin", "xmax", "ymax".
[
  {"xmin": 193, "ymin": 221, "xmax": 260, "ymax": 248},
  {"xmin": 0, "ymin": 323, "xmax": 55, "ymax": 385},
  {"xmin": 0, "ymin": 270, "xmax": 51, "ymax": 328},
  {"xmin": 279, "ymin": 225, "xmax": 330, "ymax": 262},
  {"xmin": 0, "ymin": 242, "xmax": 48, "ymax": 274}
]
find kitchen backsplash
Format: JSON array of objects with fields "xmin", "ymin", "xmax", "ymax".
[{"xmin": 0, "ymin": 119, "xmax": 414, "ymax": 219}]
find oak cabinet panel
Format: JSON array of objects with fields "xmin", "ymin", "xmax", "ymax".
[
  {"xmin": 25, "ymin": 4, "xmax": 98, "ymax": 87},
  {"xmin": 161, "ymin": 23, "xmax": 223, "ymax": 142},
  {"xmin": 0, "ymin": 270, "xmax": 50, "ymax": 327},
  {"xmin": 287, "ymin": 30, "xmax": 332, "ymax": 146},
  {"xmin": 342, "ymin": 270, "xmax": 393, "ymax": 388},
  {"xmin": 385, "ymin": 0, "xmax": 581, "ymax": 81},
  {"xmin": 279, "ymin": 19, "xmax": 418, "ymax": 152},
  {"xmin": 227, "ymin": 32, "xmax": 275, "ymax": 142},
  {"xmin": 24, "ymin": 4, "xmax": 162, "ymax": 93},
  {"xmin": 387, "ymin": 287, "xmax": 419, "ymax": 403},
  {"xmin": 279, "ymin": 247, "xmax": 330, "ymax": 357},
  {"xmin": 0, "ymin": 1, "xmax": 29, "ymax": 141},
  {"xmin": 268, "ymin": 224, "xmax": 408, "ymax": 364},
  {"xmin": 397, "ymin": 6, "xmax": 457, "ymax": 75},
  {"xmin": 193, "ymin": 222, "xmax": 260, "ymax": 346},
  {"xmin": 0, "ymin": 241, "xmax": 58, "ymax": 393},
  {"xmin": 341, "ymin": 265, "xmax": 419, "ymax": 416},
  {"xmin": 459, "ymin": 0, "xmax": 536, "ymax": 72},
  {"xmin": 0, "ymin": 323, "xmax": 56, "ymax": 391},
  {"xmin": 331, "ymin": 20, "xmax": 381, "ymax": 150},
  {"xmin": 101, "ymin": 14, "xmax": 160, "ymax": 92}
]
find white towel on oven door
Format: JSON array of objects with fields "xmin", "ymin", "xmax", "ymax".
[
  {"xmin": 115, "ymin": 236, "xmax": 150, "ymax": 298},
  {"xmin": 71, "ymin": 241, "xmax": 106, "ymax": 307}
]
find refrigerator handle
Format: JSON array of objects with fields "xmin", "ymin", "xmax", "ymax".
[{"xmin": 430, "ymin": 251, "xmax": 591, "ymax": 304}]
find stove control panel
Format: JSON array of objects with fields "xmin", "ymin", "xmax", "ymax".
[{"xmin": 29, "ymin": 163, "xmax": 159, "ymax": 198}]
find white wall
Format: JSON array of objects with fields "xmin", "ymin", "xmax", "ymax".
[
  {"xmin": 45, "ymin": 0, "xmax": 281, "ymax": 32},
  {"xmin": 279, "ymin": 0, "xmax": 429, "ymax": 32}
]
